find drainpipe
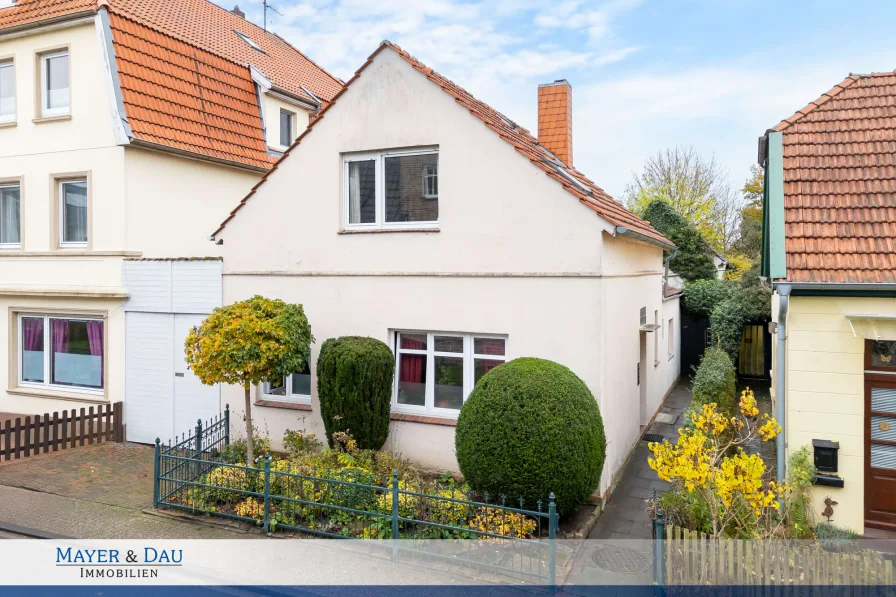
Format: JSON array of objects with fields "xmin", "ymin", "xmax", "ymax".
[
  {"xmin": 663, "ymin": 249, "xmax": 678, "ymax": 298},
  {"xmin": 775, "ymin": 283, "xmax": 791, "ymax": 485}
]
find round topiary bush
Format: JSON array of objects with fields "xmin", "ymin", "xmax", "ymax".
[
  {"xmin": 317, "ymin": 336, "xmax": 395, "ymax": 450},
  {"xmin": 455, "ymin": 357, "xmax": 606, "ymax": 516}
]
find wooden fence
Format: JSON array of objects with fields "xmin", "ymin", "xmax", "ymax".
[
  {"xmin": 664, "ymin": 524, "xmax": 894, "ymax": 586},
  {"xmin": 0, "ymin": 402, "xmax": 123, "ymax": 462}
]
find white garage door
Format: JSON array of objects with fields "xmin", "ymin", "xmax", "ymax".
[{"xmin": 123, "ymin": 260, "xmax": 222, "ymax": 445}]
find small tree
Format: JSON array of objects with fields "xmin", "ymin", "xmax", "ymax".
[
  {"xmin": 184, "ymin": 295, "xmax": 313, "ymax": 465},
  {"xmin": 643, "ymin": 200, "xmax": 717, "ymax": 281}
]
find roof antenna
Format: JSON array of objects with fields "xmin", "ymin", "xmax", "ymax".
[{"xmin": 263, "ymin": 0, "xmax": 282, "ymax": 32}]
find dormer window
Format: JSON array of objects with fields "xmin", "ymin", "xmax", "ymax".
[
  {"xmin": 279, "ymin": 109, "xmax": 295, "ymax": 147},
  {"xmin": 235, "ymin": 31, "xmax": 264, "ymax": 53}
]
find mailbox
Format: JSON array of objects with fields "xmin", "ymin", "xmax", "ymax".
[{"xmin": 812, "ymin": 439, "xmax": 839, "ymax": 473}]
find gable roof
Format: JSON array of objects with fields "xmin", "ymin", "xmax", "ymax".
[
  {"xmin": 213, "ymin": 41, "xmax": 674, "ymax": 249},
  {"xmin": 771, "ymin": 72, "xmax": 896, "ymax": 283},
  {"xmin": 1, "ymin": 0, "xmax": 342, "ymax": 171}
]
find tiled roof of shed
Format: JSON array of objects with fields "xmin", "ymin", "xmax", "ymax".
[
  {"xmin": 214, "ymin": 41, "xmax": 673, "ymax": 249},
  {"xmin": 772, "ymin": 72, "xmax": 896, "ymax": 283}
]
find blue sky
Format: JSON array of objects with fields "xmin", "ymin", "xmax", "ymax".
[{"xmin": 209, "ymin": 0, "xmax": 896, "ymax": 197}]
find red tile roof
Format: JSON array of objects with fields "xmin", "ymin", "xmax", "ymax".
[
  {"xmin": 772, "ymin": 72, "xmax": 896, "ymax": 283},
  {"xmin": 1, "ymin": 0, "xmax": 343, "ymax": 170},
  {"xmin": 214, "ymin": 41, "xmax": 673, "ymax": 249}
]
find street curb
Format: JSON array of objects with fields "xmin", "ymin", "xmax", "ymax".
[
  {"xmin": 0, "ymin": 521, "xmax": 68, "ymax": 539},
  {"xmin": 140, "ymin": 508, "xmax": 255, "ymax": 534}
]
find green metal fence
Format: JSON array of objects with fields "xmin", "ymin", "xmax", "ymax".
[{"xmin": 153, "ymin": 407, "xmax": 558, "ymax": 584}]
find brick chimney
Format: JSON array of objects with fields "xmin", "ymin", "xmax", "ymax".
[
  {"xmin": 231, "ymin": 5, "xmax": 245, "ymax": 18},
  {"xmin": 537, "ymin": 80, "xmax": 573, "ymax": 167}
]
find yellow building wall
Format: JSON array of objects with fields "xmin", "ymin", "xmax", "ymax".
[{"xmin": 785, "ymin": 296, "xmax": 896, "ymax": 532}]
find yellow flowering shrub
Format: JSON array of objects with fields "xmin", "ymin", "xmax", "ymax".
[
  {"xmin": 649, "ymin": 388, "xmax": 790, "ymax": 538},
  {"xmin": 467, "ymin": 508, "xmax": 537, "ymax": 540},
  {"xmin": 235, "ymin": 497, "xmax": 265, "ymax": 520}
]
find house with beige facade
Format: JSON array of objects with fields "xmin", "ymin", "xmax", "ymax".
[
  {"xmin": 763, "ymin": 71, "xmax": 896, "ymax": 533},
  {"xmin": 0, "ymin": 0, "xmax": 340, "ymax": 442},
  {"xmin": 211, "ymin": 42, "xmax": 682, "ymax": 494}
]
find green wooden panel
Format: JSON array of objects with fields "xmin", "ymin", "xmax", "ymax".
[{"xmin": 767, "ymin": 131, "xmax": 786, "ymax": 279}]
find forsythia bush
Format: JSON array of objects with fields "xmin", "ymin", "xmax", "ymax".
[{"xmin": 649, "ymin": 388, "xmax": 787, "ymax": 538}]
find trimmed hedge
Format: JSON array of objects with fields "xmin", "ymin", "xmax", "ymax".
[
  {"xmin": 317, "ymin": 337, "xmax": 395, "ymax": 450},
  {"xmin": 455, "ymin": 358, "xmax": 606, "ymax": 517},
  {"xmin": 683, "ymin": 278, "xmax": 734, "ymax": 316},
  {"xmin": 691, "ymin": 345, "xmax": 737, "ymax": 415}
]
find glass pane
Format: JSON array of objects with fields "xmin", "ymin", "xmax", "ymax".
[
  {"xmin": 46, "ymin": 54, "xmax": 69, "ymax": 110},
  {"xmin": 266, "ymin": 376, "xmax": 286, "ymax": 396},
  {"xmin": 474, "ymin": 338, "xmax": 505, "ymax": 356},
  {"xmin": 434, "ymin": 356, "xmax": 463, "ymax": 410},
  {"xmin": 0, "ymin": 186, "xmax": 20, "ymax": 244},
  {"xmin": 871, "ymin": 416, "xmax": 896, "ymax": 442},
  {"xmin": 62, "ymin": 181, "xmax": 87, "ymax": 243},
  {"xmin": 0, "ymin": 63, "xmax": 14, "ymax": 117},
  {"xmin": 434, "ymin": 336, "xmax": 462, "ymax": 353},
  {"xmin": 385, "ymin": 153, "xmax": 439, "ymax": 223},
  {"xmin": 21, "ymin": 317, "xmax": 44, "ymax": 383},
  {"xmin": 399, "ymin": 333, "xmax": 427, "ymax": 350},
  {"xmin": 397, "ymin": 352, "xmax": 426, "ymax": 406},
  {"xmin": 50, "ymin": 318, "xmax": 103, "ymax": 389},
  {"xmin": 871, "ymin": 341, "xmax": 896, "ymax": 368},
  {"xmin": 290, "ymin": 360, "xmax": 311, "ymax": 396},
  {"xmin": 279, "ymin": 111, "xmax": 292, "ymax": 146},
  {"xmin": 872, "ymin": 443, "xmax": 896, "ymax": 470},
  {"xmin": 872, "ymin": 387, "xmax": 896, "ymax": 414},
  {"xmin": 347, "ymin": 160, "xmax": 376, "ymax": 224},
  {"xmin": 474, "ymin": 358, "xmax": 503, "ymax": 384}
]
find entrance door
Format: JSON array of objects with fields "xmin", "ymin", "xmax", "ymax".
[
  {"xmin": 173, "ymin": 315, "xmax": 219, "ymax": 437},
  {"xmin": 866, "ymin": 380, "xmax": 896, "ymax": 528}
]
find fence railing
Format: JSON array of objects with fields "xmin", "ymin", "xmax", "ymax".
[
  {"xmin": 1, "ymin": 402, "xmax": 123, "ymax": 462},
  {"xmin": 654, "ymin": 512, "xmax": 894, "ymax": 586},
  {"xmin": 153, "ymin": 406, "xmax": 558, "ymax": 584}
]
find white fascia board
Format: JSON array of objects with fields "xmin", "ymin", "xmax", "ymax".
[{"xmin": 95, "ymin": 10, "xmax": 132, "ymax": 145}]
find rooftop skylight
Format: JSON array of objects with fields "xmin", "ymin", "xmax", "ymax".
[{"xmin": 235, "ymin": 31, "xmax": 265, "ymax": 53}]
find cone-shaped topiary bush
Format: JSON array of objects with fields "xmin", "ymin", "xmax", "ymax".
[
  {"xmin": 455, "ymin": 357, "xmax": 606, "ymax": 517},
  {"xmin": 317, "ymin": 336, "xmax": 395, "ymax": 450}
]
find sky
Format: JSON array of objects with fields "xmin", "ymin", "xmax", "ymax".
[{"xmin": 6, "ymin": 0, "xmax": 896, "ymax": 198}]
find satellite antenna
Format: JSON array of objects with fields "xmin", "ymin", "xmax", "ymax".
[{"xmin": 263, "ymin": 0, "xmax": 282, "ymax": 32}]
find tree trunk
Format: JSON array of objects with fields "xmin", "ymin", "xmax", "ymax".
[{"xmin": 244, "ymin": 383, "xmax": 254, "ymax": 465}]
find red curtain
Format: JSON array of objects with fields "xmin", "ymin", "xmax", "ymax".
[{"xmin": 399, "ymin": 337, "xmax": 425, "ymax": 383}]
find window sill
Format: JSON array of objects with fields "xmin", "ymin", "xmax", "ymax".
[
  {"xmin": 254, "ymin": 399, "xmax": 312, "ymax": 411},
  {"xmin": 390, "ymin": 412, "xmax": 457, "ymax": 426},
  {"xmin": 33, "ymin": 114, "xmax": 71, "ymax": 124},
  {"xmin": 0, "ymin": 121, "xmax": 16, "ymax": 129},
  {"xmin": 8, "ymin": 386, "xmax": 108, "ymax": 404},
  {"xmin": 338, "ymin": 228, "xmax": 440, "ymax": 235}
]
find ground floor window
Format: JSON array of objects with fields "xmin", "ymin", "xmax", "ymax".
[
  {"xmin": 262, "ymin": 360, "xmax": 312, "ymax": 404},
  {"xmin": 394, "ymin": 331, "xmax": 506, "ymax": 416},
  {"xmin": 19, "ymin": 314, "xmax": 104, "ymax": 393}
]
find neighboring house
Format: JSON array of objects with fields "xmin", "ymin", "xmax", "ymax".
[
  {"xmin": 0, "ymin": 0, "xmax": 341, "ymax": 442},
  {"xmin": 763, "ymin": 72, "xmax": 896, "ymax": 532},
  {"xmin": 212, "ymin": 42, "xmax": 682, "ymax": 494}
]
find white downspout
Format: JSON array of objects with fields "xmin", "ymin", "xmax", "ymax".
[{"xmin": 775, "ymin": 283, "xmax": 791, "ymax": 485}]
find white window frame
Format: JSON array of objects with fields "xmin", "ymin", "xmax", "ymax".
[
  {"xmin": 0, "ymin": 60, "xmax": 15, "ymax": 123},
  {"xmin": 40, "ymin": 50, "xmax": 70, "ymax": 118},
  {"xmin": 392, "ymin": 331, "xmax": 507, "ymax": 418},
  {"xmin": 261, "ymin": 364, "xmax": 312, "ymax": 405},
  {"xmin": 422, "ymin": 163, "xmax": 438, "ymax": 199},
  {"xmin": 668, "ymin": 318, "xmax": 675, "ymax": 359},
  {"xmin": 343, "ymin": 148, "xmax": 439, "ymax": 231},
  {"xmin": 0, "ymin": 182, "xmax": 20, "ymax": 248},
  {"xmin": 235, "ymin": 31, "xmax": 264, "ymax": 52},
  {"xmin": 17, "ymin": 314, "xmax": 104, "ymax": 396},
  {"xmin": 279, "ymin": 109, "xmax": 295, "ymax": 148},
  {"xmin": 59, "ymin": 178, "xmax": 87, "ymax": 247},
  {"xmin": 654, "ymin": 310, "xmax": 660, "ymax": 367}
]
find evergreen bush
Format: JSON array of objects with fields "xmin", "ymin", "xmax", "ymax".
[{"xmin": 691, "ymin": 345, "xmax": 737, "ymax": 415}]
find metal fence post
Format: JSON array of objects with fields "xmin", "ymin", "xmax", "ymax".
[
  {"xmin": 548, "ymin": 493, "xmax": 557, "ymax": 587},
  {"xmin": 153, "ymin": 438, "xmax": 161, "ymax": 508},
  {"xmin": 224, "ymin": 404, "xmax": 230, "ymax": 447},
  {"xmin": 654, "ymin": 508, "xmax": 666, "ymax": 590},
  {"xmin": 391, "ymin": 470, "xmax": 400, "ymax": 539},
  {"xmin": 263, "ymin": 454, "xmax": 271, "ymax": 534},
  {"xmin": 194, "ymin": 419, "xmax": 203, "ymax": 478}
]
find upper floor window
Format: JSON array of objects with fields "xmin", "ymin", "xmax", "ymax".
[
  {"xmin": 0, "ymin": 183, "xmax": 20, "ymax": 247},
  {"xmin": 279, "ymin": 109, "xmax": 295, "ymax": 147},
  {"xmin": 0, "ymin": 61, "xmax": 14, "ymax": 123},
  {"xmin": 344, "ymin": 148, "xmax": 439, "ymax": 230},
  {"xmin": 40, "ymin": 50, "xmax": 70, "ymax": 117},
  {"xmin": 60, "ymin": 179, "xmax": 87, "ymax": 246}
]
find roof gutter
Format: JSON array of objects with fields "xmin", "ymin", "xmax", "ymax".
[
  {"xmin": 776, "ymin": 281, "xmax": 896, "ymax": 297},
  {"xmin": 129, "ymin": 139, "xmax": 269, "ymax": 174},
  {"xmin": 614, "ymin": 226, "xmax": 676, "ymax": 252},
  {"xmin": 0, "ymin": 11, "xmax": 96, "ymax": 39}
]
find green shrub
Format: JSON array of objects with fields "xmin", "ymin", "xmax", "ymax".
[
  {"xmin": 691, "ymin": 345, "xmax": 736, "ymax": 415},
  {"xmin": 683, "ymin": 278, "xmax": 734, "ymax": 316},
  {"xmin": 282, "ymin": 429, "xmax": 322, "ymax": 454},
  {"xmin": 786, "ymin": 446, "xmax": 817, "ymax": 539},
  {"xmin": 317, "ymin": 337, "xmax": 395, "ymax": 450},
  {"xmin": 709, "ymin": 284, "xmax": 772, "ymax": 361},
  {"xmin": 816, "ymin": 522, "xmax": 858, "ymax": 552},
  {"xmin": 643, "ymin": 201, "xmax": 717, "ymax": 281},
  {"xmin": 220, "ymin": 435, "xmax": 272, "ymax": 464},
  {"xmin": 454, "ymin": 357, "xmax": 606, "ymax": 516},
  {"xmin": 657, "ymin": 486, "xmax": 713, "ymax": 534}
]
